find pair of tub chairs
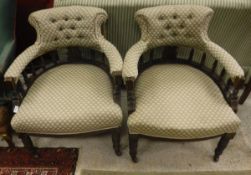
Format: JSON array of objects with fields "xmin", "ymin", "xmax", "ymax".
[{"xmin": 4, "ymin": 5, "xmax": 244, "ymax": 163}]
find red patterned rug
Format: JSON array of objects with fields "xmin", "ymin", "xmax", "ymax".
[{"xmin": 0, "ymin": 147, "xmax": 78, "ymax": 175}]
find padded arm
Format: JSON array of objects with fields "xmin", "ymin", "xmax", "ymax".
[
  {"xmin": 4, "ymin": 45, "xmax": 41, "ymax": 82},
  {"xmin": 204, "ymin": 40, "xmax": 244, "ymax": 80},
  {"xmin": 122, "ymin": 40, "xmax": 148, "ymax": 81},
  {"xmin": 99, "ymin": 39, "xmax": 123, "ymax": 76}
]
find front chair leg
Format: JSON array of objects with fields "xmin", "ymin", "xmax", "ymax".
[
  {"xmin": 112, "ymin": 128, "xmax": 122, "ymax": 156},
  {"xmin": 129, "ymin": 134, "xmax": 139, "ymax": 163},
  {"xmin": 19, "ymin": 133, "xmax": 39, "ymax": 157},
  {"xmin": 214, "ymin": 133, "xmax": 235, "ymax": 162}
]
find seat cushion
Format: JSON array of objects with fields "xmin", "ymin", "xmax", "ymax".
[
  {"xmin": 128, "ymin": 64, "xmax": 241, "ymax": 139},
  {"xmin": 11, "ymin": 64, "xmax": 122, "ymax": 134}
]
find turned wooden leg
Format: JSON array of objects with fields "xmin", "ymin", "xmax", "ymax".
[
  {"xmin": 129, "ymin": 134, "xmax": 139, "ymax": 163},
  {"xmin": 239, "ymin": 79, "xmax": 251, "ymax": 104},
  {"xmin": 214, "ymin": 133, "xmax": 235, "ymax": 162},
  {"xmin": 19, "ymin": 134, "xmax": 39, "ymax": 157},
  {"xmin": 112, "ymin": 128, "xmax": 122, "ymax": 156}
]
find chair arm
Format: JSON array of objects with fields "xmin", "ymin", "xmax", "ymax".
[
  {"xmin": 122, "ymin": 41, "xmax": 148, "ymax": 114},
  {"xmin": 122, "ymin": 40, "xmax": 148, "ymax": 82},
  {"xmin": 204, "ymin": 40, "xmax": 244, "ymax": 81},
  {"xmin": 4, "ymin": 44, "xmax": 41, "ymax": 84},
  {"xmin": 99, "ymin": 39, "xmax": 123, "ymax": 76}
]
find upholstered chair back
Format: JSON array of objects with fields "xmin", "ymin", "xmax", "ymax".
[
  {"xmin": 136, "ymin": 5, "xmax": 213, "ymax": 49},
  {"xmin": 122, "ymin": 5, "xmax": 244, "ymax": 81},
  {"xmin": 5, "ymin": 6, "xmax": 123, "ymax": 81},
  {"xmin": 30, "ymin": 6, "xmax": 106, "ymax": 50}
]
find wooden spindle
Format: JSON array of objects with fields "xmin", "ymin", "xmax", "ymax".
[
  {"xmin": 220, "ymin": 69, "xmax": 226, "ymax": 79},
  {"xmin": 90, "ymin": 50, "xmax": 96, "ymax": 64},
  {"xmin": 149, "ymin": 50, "xmax": 154, "ymax": 65},
  {"xmin": 188, "ymin": 48, "xmax": 194, "ymax": 63},
  {"xmin": 211, "ymin": 60, "xmax": 218, "ymax": 73},
  {"xmin": 200, "ymin": 53, "xmax": 206, "ymax": 67},
  {"xmin": 162, "ymin": 46, "xmax": 177, "ymax": 62},
  {"xmin": 225, "ymin": 78, "xmax": 232, "ymax": 92},
  {"xmin": 40, "ymin": 56, "xmax": 46, "ymax": 70},
  {"xmin": 138, "ymin": 56, "xmax": 144, "ymax": 73}
]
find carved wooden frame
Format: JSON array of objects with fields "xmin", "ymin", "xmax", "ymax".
[{"xmin": 126, "ymin": 46, "xmax": 244, "ymax": 162}]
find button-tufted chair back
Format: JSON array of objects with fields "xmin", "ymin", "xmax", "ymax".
[
  {"xmin": 5, "ymin": 6, "xmax": 123, "ymax": 81},
  {"xmin": 136, "ymin": 5, "xmax": 213, "ymax": 49},
  {"xmin": 30, "ymin": 6, "xmax": 106, "ymax": 50},
  {"xmin": 122, "ymin": 5, "xmax": 244, "ymax": 81}
]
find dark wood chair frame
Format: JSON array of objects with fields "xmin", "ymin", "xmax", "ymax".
[
  {"xmin": 126, "ymin": 46, "xmax": 244, "ymax": 163},
  {"xmin": 239, "ymin": 76, "xmax": 251, "ymax": 104},
  {"xmin": 4, "ymin": 47, "xmax": 123, "ymax": 156}
]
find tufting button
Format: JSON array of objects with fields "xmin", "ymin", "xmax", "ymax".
[
  {"xmin": 76, "ymin": 17, "xmax": 81, "ymax": 21},
  {"xmin": 65, "ymin": 35, "xmax": 71, "ymax": 39},
  {"xmin": 70, "ymin": 25, "xmax": 76, "ymax": 30},
  {"xmin": 50, "ymin": 18, "xmax": 56, "ymax": 23},
  {"xmin": 59, "ymin": 26, "xmax": 64, "ymax": 31},
  {"xmin": 188, "ymin": 14, "xmax": 193, "ymax": 19},
  {"xmin": 165, "ymin": 24, "xmax": 171, "ymax": 30},
  {"xmin": 54, "ymin": 37, "xmax": 58, "ymax": 41},
  {"xmin": 171, "ymin": 32, "xmax": 177, "ymax": 37},
  {"xmin": 158, "ymin": 15, "xmax": 165, "ymax": 20},
  {"xmin": 158, "ymin": 34, "xmax": 165, "ymax": 39},
  {"xmin": 179, "ymin": 23, "xmax": 185, "ymax": 29},
  {"xmin": 64, "ymin": 16, "xmax": 69, "ymax": 21},
  {"xmin": 78, "ymin": 34, "xmax": 84, "ymax": 39},
  {"xmin": 173, "ymin": 14, "xmax": 178, "ymax": 19}
]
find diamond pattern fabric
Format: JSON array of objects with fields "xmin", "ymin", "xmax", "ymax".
[
  {"xmin": 122, "ymin": 5, "xmax": 244, "ymax": 82},
  {"xmin": 4, "ymin": 6, "xmax": 123, "ymax": 82},
  {"xmin": 11, "ymin": 64, "xmax": 122, "ymax": 134},
  {"xmin": 128, "ymin": 65, "xmax": 240, "ymax": 139}
]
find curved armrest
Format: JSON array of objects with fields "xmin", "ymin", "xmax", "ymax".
[
  {"xmin": 204, "ymin": 41, "xmax": 244, "ymax": 81},
  {"xmin": 99, "ymin": 39, "xmax": 123, "ymax": 76},
  {"xmin": 122, "ymin": 41, "xmax": 148, "ymax": 81},
  {"xmin": 4, "ymin": 45, "xmax": 41, "ymax": 83}
]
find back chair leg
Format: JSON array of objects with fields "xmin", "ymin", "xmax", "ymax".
[
  {"xmin": 112, "ymin": 127, "xmax": 122, "ymax": 156},
  {"xmin": 19, "ymin": 133, "xmax": 39, "ymax": 157},
  {"xmin": 214, "ymin": 133, "xmax": 235, "ymax": 162},
  {"xmin": 129, "ymin": 134, "xmax": 139, "ymax": 163},
  {"xmin": 239, "ymin": 79, "xmax": 251, "ymax": 104}
]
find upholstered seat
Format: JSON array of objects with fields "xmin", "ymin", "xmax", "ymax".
[
  {"xmin": 128, "ymin": 64, "xmax": 240, "ymax": 139},
  {"xmin": 11, "ymin": 64, "xmax": 122, "ymax": 134}
]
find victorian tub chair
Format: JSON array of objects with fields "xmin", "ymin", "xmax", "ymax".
[
  {"xmin": 4, "ymin": 6, "xmax": 123, "ymax": 156},
  {"xmin": 122, "ymin": 5, "xmax": 244, "ymax": 162}
]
